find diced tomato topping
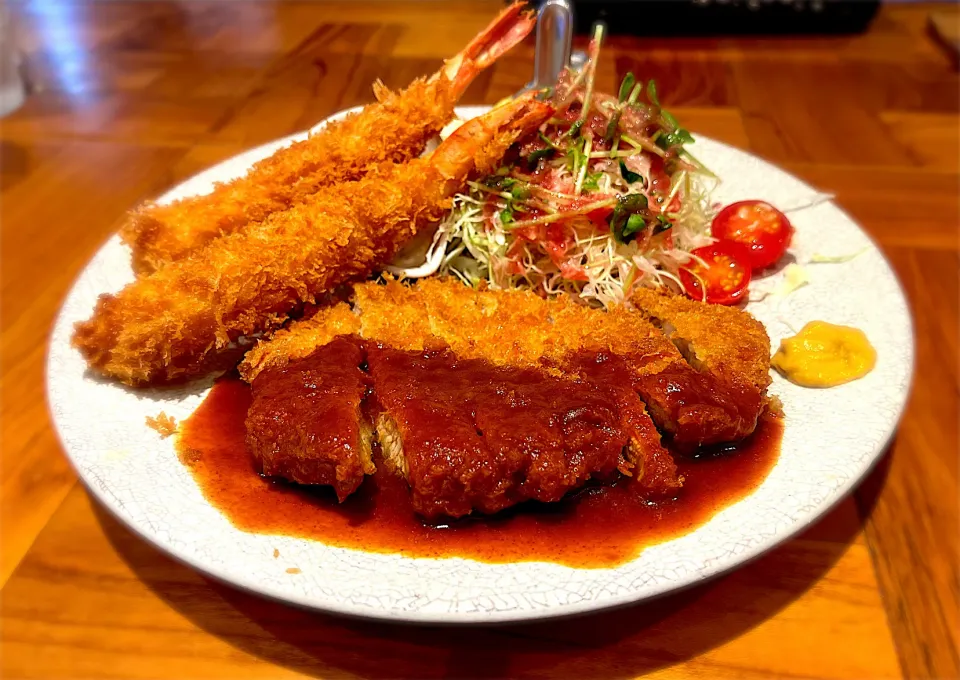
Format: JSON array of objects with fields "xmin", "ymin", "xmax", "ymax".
[
  {"xmin": 560, "ymin": 261, "xmax": 590, "ymax": 281},
  {"xmin": 507, "ymin": 239, "xmax": 528, "ymax": 259},
  {"xmin": 508, "ymin": 259, "xmax": 526, "ymax": 275},
  {"xmin": 586, "ymin": 205, "xmax": 614, "ymax": 229},
  {"xmin": 514, "ymin": 224, "xmax": 542, "ymax": 242},
  {"xmin": 648, "ymin": 155, "xmax": 672, "ymax": 193},
  {"xmin": 543, "ymin": 223, "xmax": 573, "ymax": 265}
]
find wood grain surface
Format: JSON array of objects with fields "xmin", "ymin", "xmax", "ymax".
[{"xmin": 1, "ymin": 2, "xmax": 957, "ymax": 678}]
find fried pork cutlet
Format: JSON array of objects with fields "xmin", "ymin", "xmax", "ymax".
[
  {"xmin": 245, "ymin": 336, "xmax": 374, "ymax": 502},
  {"xmin": 368, "ymin": 346, "xmax": 631, "ymax": 520},
  {"xmin": 241, "ymin": 279, "xmax": 768, "ymax": 448},
  {"xmin": 236, "ymin": 278, "xmax": 772, "ymax": 513},
  {"xmin": 238, "ymin": 278, "xmax": 772, "ymax": 511}
]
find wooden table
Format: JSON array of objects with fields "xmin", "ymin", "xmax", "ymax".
[{"xmin": 2, "ymin": 2, "xmax": 957, "ymax": 678}]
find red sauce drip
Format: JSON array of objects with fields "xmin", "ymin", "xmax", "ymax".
[{"xmin": 177, "ymin": 378, "xmax": 783, "ymax": 569}]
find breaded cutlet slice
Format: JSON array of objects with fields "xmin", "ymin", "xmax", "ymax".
[
  {"xmin": 562, "ymin": 350, "xmax": 682, "ymax": 495},
  {"xmin": 631, "ymin": 288, "xmax": 772, "ymax": 396},
  {"xmin": 367, "ymin": 345, "xmax": 631, "ymax": 520},
  {"xmin": 354, "ymin": 278, "xmax": 763, "ymax": 448},
  {"xmin": 245, "ymin": 336, "xmax": 374, "ymax": 501},
  {"xmin": 240, "ymin": 303, "xmax": 360, "ymax": 382}
]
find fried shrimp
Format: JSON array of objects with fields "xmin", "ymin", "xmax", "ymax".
[
  {"xmin": 121, "ymin": 3, "xmax": 535, "ymax": 274},
  {"xmin": 73, "ymin": 95, "xmax": 554, "ymax": 386}
]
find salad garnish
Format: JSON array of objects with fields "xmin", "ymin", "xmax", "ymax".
[{"xmin": 434, "ymin": 25, "xmax": 720, "ymax": 308}]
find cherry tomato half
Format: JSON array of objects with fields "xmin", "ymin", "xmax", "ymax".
[
  {"xmin": 711, "ymin": 200, "xmax": 793, "ymax": 271},
  {"xmin": 680, "ymin": 241, "xmax": 752, "ymax": 305}
]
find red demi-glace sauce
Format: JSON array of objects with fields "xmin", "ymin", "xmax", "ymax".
[{"xmin": 178, "ymin": 378, "xmax": 783, "ymax": 568}]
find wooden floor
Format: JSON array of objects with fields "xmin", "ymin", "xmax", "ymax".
[{"xmin": 1, "ymin": 2, "xmax": 957, "ymax": 678}]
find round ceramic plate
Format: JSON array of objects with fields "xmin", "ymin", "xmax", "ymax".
[{"xmin": 47, "ymin": 106, "xmax": 913, "ymax": 624}]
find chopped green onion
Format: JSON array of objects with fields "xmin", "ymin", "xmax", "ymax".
[
  {"xmin": 608, "ymin": 193, "xmax": 649, "ymax": 243},
  {"xmin": 574, "ymin": 135, "xmax": 594, "ymax": 195},
  {"xmin": 620, "ymin": 193, "xmax": 648, "ymax": 212},
  {"xmin": 511, "ymin": 184, "xmax": 531, "ymax": 201},
  {"xmin": 582, "ymin": 171, "xmax": 602, "ymax": 192},
  {"xmin": 577, "ymin": 23, "xmax": 605, "ymax": 130},
  {"xmin": 500, "ymin": 208, "xmax": 514, "ymax": 225},
  {"xmin": 647, "ymin": 80, "xmax": 660, "ymax": 106},
  {"xmin": 622, "ymin": 214, "xmax": 646, "ymax": 240},
  {"xmin": 526, "ymin": 147, "xmax": 554, "ymax": 169},
  {"xmin": 619, "ymin": 160, "xmax": 644, "ymax": 185},
  {"xmin": 539, "ymin": 132, "xmax": 560, "ymax": 149},
  {"xmin": 604, "ymin": 110, "xmax": 622, "ymax": 142},
  {"xmin": 618, "ymin": 72, "xmax": 636, "ymax": 103}
]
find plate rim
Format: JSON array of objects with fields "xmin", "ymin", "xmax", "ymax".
[{"xmin": 45, "ymin": 107, "xmax": 915, "ymax": 624}]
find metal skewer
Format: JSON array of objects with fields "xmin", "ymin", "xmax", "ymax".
[{"xmin": 516, "ymin": 0, "xmax": 579, "ymax": 96}]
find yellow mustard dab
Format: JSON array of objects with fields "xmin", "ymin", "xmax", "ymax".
[{"xmin": 772, "ymin": 321, "xmax": 877, "ymax": 388}]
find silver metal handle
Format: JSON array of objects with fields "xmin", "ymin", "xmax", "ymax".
[{"xmin": 532, "ymin": 0, "xmax": 573, "ymax": 89}]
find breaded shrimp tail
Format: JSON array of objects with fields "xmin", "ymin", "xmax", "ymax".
[
  {"xmin": 121, "ymin": 3, "xmax": 536, "ymax": 275},
  {"xmin": 73, "ymin": 96, "xmax": 554, "ymax": 386}
]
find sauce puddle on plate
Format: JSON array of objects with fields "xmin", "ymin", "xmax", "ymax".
[{"xmin": 177, "ymin": 378, "xmax": 782, "ymax": 568}]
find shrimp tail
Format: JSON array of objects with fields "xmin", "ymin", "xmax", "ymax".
[{"xmin": 439, "ymin": 2, "xmax": 536, "ymax": 96}]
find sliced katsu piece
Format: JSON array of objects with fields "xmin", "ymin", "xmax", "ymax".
[
  {"xmin": 245, "ymin": 336, "xmax": 374, "ymax": 501},
  {"xmin": 562, "ymin": 350, "xmax": 681, "ymax": 495},
  {"xmin": 240, "ymin": 303, "xmax": 361, "ymax": 382},
  {"xmin": 367, "ymin": 345, "xmax": 630, "ymax": 520},
  {"xmin": 353, "ymin": 278, "xmax": 764, "ymax": 448},
  {"xmin": 631, "ymin": 287, "xmax": 772, "ymax": 398}
]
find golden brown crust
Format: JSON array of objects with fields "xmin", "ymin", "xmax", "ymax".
[
  {"xmin": 353, "ymin": 277, "xmax": 680, "ymax": 372},
  {"xmin": 74, "ymin": 98, "xmax": 551, "ymax": 386},
  {"xmin": 74, "ymin": 163, "xmax": 445, "ymax": 386},
  {"xmin": 243, "ymin": 278, "xmax": 770, "ymax": 447},
  {"xmin": 631, "ymin": 287, "xmax": 772, "ymax": 395},
  {"xmin": 239, "ymin": 304, "xmax": 360, "ymax": 382},
  {"xmin": 121, "ymin": 78, "xmax": 459, "ymax": 274},
  {"xmin": 144, "ymin": 412, "xmax": 177, "ymax": 438}
]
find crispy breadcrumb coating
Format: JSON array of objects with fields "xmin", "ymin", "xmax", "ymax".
[
  {"xmin": 73, "ymin": 97, "xmax": 553, "ymax": 386},
  {"xmin": 631, "ymin": 287, "xmax": 771, "ymax": 396},
  {"xmin": 239, "ymin": 278, "xmax": 679, "ymax": 381},
  {"xmin": 239, "ymin": 304, "xmax": 361, "ymax": 386},
  {"xmin": 145, "ymin": 412, "xmax": 177, "ymax": 438},
  {"xmin": 121, "ymin": 4, "xmax": 535, "ymax": 274},
  {"xmin": 123, "ymin": 80, "xmax": 457, "ymax": 275}
]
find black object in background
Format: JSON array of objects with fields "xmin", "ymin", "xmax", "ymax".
[{"xmin": 564, "ymin": 0, "xmax": 881, "ymax": 37}]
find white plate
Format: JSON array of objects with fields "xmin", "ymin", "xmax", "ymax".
[{"xmin": 47, "ymin": 106, "xmax": 913, "ymax": 624}]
